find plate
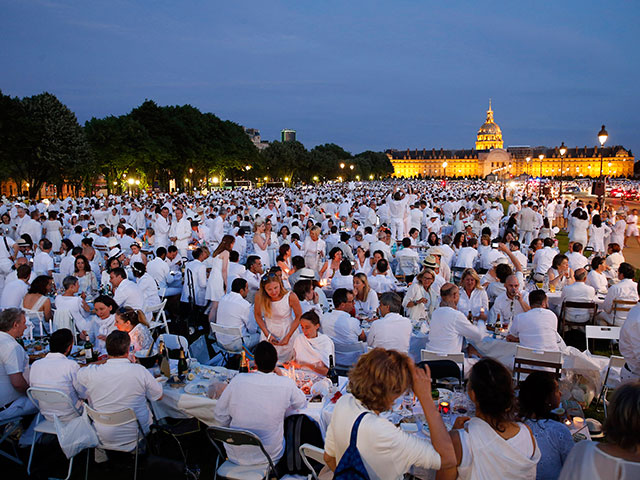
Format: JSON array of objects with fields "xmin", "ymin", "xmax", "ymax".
[{"xmin": 184, "ymin": 382, "xmax": 209, "ymax": 396}]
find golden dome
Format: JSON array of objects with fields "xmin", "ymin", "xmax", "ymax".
[{"xmin": 475, "ymin": 99, "xmax": 503, "ymax": 150}]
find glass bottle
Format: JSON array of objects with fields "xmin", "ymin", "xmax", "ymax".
[
  {"xmin": 84, "ymin": 339, "xmax": 94, "ymax": 363},
  {"xmin": 177, "ymin": 347, "xmax": 188, "ymax": 376},
  {"xmin": 239, "ymin": 350, "xmax": 249, "ymax": 373},
  {"xmin": 327, "ymin": 354, "xmax": 339, "ymax": 386}
]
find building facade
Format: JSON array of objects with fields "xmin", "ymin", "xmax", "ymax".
[
  {"xmin": 281, "ymin": 129, "xmax": 296, "ymax": 142},
  {"xmin": 387, "ymin": 103, "xmax": 634, "ymax": 179}
]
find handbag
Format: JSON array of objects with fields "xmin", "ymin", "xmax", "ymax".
[
  {"xmin": 53, "ymin": 410, "xmax": 99, "ymax": 459},
  {"xmin": 333, "ymin": 411, "xmax": 370, "ymax": 479}
]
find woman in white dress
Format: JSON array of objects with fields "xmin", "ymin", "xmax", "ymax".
[
  {"xmin": 457, "ymin": 268, "xmax": 489, "ymax": 321},
  {"xmin": 107, "ymin": 207, "xmax": 120, "ymax": 230},
  {"xmin": 22, "ymin": 275, "xmax": 54, "ymax": 336},
  {"xmin": 402, "ymin": 268, "xmax": 438, "ymax": 321},
  {"xmin": 441, "ymin": 358, "xmax": 541, "ymax": 480},
  {"xmin": 548, "ymin": 254, "xmax": 574, "ymax": 292},
  {"xmin": 319, "ymin": 247, "xmax": 343, "ymax": 283},
  {"xmin": 254, "ymin": 273, "xmax": 302, "ymax": 362},
  {"xmin": 276, "ymin": 244, "xmax": 292, "ymax": 288},
  {"xmin": 42, "ymin": 211, "xmax": 63, "ymax": 253},
  {"xmin": 587, "ymin": 214, "xmax": 612, "ymax": 256},
  {"xmin": 92, "ymin": 295, "xmax": 118, "ymax": 354},
  {"xmin": 353, "ymin": 273, "xmax": 379, "ymax": 319},
  {"xmin": 291, "ymin": 310, "xmax": 335, "ymax": 376},
  {"xmin": 129, "ymin": 242, "xmax": 147, "ymax": 266},
  {"xmin": 74, "ymin": 254, "xmax": 98, "ymax": 300},
  {"xmin": 293, "ymin": 279, "xmax": 323, "ymax": 317},
  {"xmin": 252, "ymin": 219, "xmax": 272, "ymax": 268},
  {"xmin": 1, "ymin": 213, "xmax": 14, "ymax": 239},
  {"xmin": 624, "ymin": 209, "xmax": 640, "ymax": 247},
  {"xmin": 206, "ymin": 235, "xmax": 235, "ymax": 321},
  {"xmin": 115, "ymin": 306, "xmax": 153, "ymax": 355},
  {"xmin": 568, "ymin": 208, "xmax": 589, "ymax": 246},
  {"xmin": 264, "ymin": 219, "xmax": 279, "ymax": 267},
  {"xmin": 353, "ymin": 246, "xmax": 369, "ymax": 274}
]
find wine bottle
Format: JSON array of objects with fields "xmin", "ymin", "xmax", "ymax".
[
  {"xmin": 327, "ymin": 354, "xmax": 338, "ymax": 386},
  {"xmin": 467, "ymin": 310, "xmax": 473, "ymax": 324},
  {"xmin": 84, "ymin": 340, "xmax": 94, "ymax": 364},
  {"xmin": 177, "ymin": 347, "xmax": 188, "ymax": 376},
  {"xmin": 239, "ymin": 350, "xmax": 249, "ymax": 373},
  {"xmin": 159, "ymin": 341, "xmax": 171, "ymax": 377}
]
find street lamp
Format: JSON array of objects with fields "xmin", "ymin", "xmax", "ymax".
[
  {"xmin": 559, "ymin": 142, "xmax": 567, "ymax": 197},
  {"xmin": 442, "ymin": 161, "xmax": 448, "ymax": 180},
  {"xmin": 525, "ymin": 157, "xmax": 531, "ymax": 195},
  {"xmin": 340, "ymin": 163, "xmax": 345, "ymax": 169},
  {"xmin": 538, "ymin": 154, "xmax": 544, "ymax": 197},
  {"xmin": 598, "ymin": 124, "xmax": 608, "ymax": 207}
]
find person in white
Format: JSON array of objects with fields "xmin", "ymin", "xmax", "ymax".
[
  {"xmin": 324, "ymin": 350, "xmax": 455, "ymax": 479},
  {"xmin": 110, "ymin": 267, "xmax": 144, "ymax": 310},
  {"xmin": 455, "ymin": 239, "xmax": 479, "ymax": 269},
  {"xmin": 395, "ymin": 237, "xmax": 420, "ymax": 277},
  {"xmin": 146, "ymin": 247, "xmax": 182, "ymax": 297},
  {"xmin": 215, "ymin": 278, "xmax": 260, "ymax": 349},
  {"xmin": 154, "ymin": 207, "xmax": 171, "ymax": 248},
  {"xmin": 367, "ymin": 292, "xmax": 412, "ymax": 353},
  {"xmin": 302, "ymin": 226, "xmax": 325, "ymax": 273},
  {"xmin": 131, "ymin": 262, "xmax": 161, "ymax": 309},
  {"xmin": 368, "ymin": 258, "xmax": 397, "ymax": 294},
  {"xmin": 620, "ymin": 302, "xmax": 640, "ymax": 382},
  {"xmin": 456, "ymin": 269, "xmax": 489, "ymax": 321},
  {"xmin": 0, "ymin": 308, "xmax": 37, "ymax": 421},
  {"xmin": 292, "ymin": 310, "xmax": 335, "ymax": 375},
  {"xmin": 213, "ymin": 341, "xmax": 306, "ymax": 467},
  {"xmin": 507, "ymin": 290, "xmax": 562, "ymax": 351},
  {"xmin": 76, "ymin": 330, "xmax": 162, "ymax": 453},
  {"xmin": 180, "ymin": 246, "xmax": 209, "ymax": 307},
  {"xmin": 586, "ymin": 256, "xmax": 609, "ymax": 296},
  {"xmin": 320, "ymin": 288, "xmax": 365, "ymax": 366},
  {"xmin": 386, "ymin": 186, "xmax": 411, "ymax": 240},
  {"xmin": 33, "ymin": 239, "xmax": 54, "ymax": 276},
  {"xmin": 169, "ymin": 207, "xmax": 192, "ymax": 257},
  {"xmin": 559, "ymin": 268, "xmax": 598, "ymax": 325},
  {"xmin": 532, "ymin": 238, "xmax": 557, "ymax": 275},
  {"xmin": 598, "ymin": 262, "xmax": 639, "ymax": 326},
  {"xmin": 426, "ymin": 283, "xmax": 486, "ymax": 373},
  {"xmin": 29, "ymin": 328, "xmax": 85, "ymax": 421},
  {"xmin": 242, "ymin": 255, "xmax": 263, "ymax": 303},
  {"xmin": 0, "ymin": 264, "xmax": 31, "ymax": 309},
  {"xmin": 402, "ymin": 268, "xmax": 439, "ymax": 321},
  {"xmin": 566, "ymin": 242, "xmax": 589, "ymax": 272}
]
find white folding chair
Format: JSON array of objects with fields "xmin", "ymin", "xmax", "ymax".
[
  {"xmin": 146, "ymin": 299, "xmax": 170, "ymax": 334},
  {"xmin": 299, "ymin": 443, "xmax": 326, "ymax": 480},
  {"xmin": 596, "ymin": 355, "xmax": 626, "ymax": 417},
  {"xmin": 157, "ymin": 333, "xmax": 191, "ymax": 359},
  {"xmin": 26, "ymin": 387, "xmax": 83, "ymax": 480},
  {"xmin": 513, "ymin": 346, "xmax": 562, "ymax": 386},
  {"xmin": 84, "ymin": 404, "xmax": 144, "ymax": 480},
  {"xmin": 209, "ymin": 322, "xmax": 244, "ymax": 365},
  {"xmin": 585, "ymin": 325, "xmax": 621, "ymax": 354},
  {"xmin": 420, "ymin": 350, "xmax": 465, "ymax": 385}
]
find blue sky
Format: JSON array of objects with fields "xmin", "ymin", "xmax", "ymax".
[{"xmin": 1, "ymin": 0, "xmax": 638, "ymax": 155}]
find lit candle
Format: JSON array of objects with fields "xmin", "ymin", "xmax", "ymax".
[
  {"xmin": 564, "ymin": 419, "xmax": 572, "ymax": 426},
  {"xmin": 573, "ymin": 416, "xmax": 584, "ymax": 428},
  {"xmin": 439, "ymin": 401, "xmax": 450, "ymax": 414}
]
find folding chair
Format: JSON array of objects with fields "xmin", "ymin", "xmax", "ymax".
[
  {"xmin": 0, "ymin": 416, "xmax": 24, "ymax": 465},
  {"xmin": 157, "ymin": 333, "xmax": 191, "ymax": 360},
  {"xmin": 610, "ymin": 300, "xmax": 636, "ymax": 326},
  {"xmin": 420, "ymin": 350, "xmax": 464, "ymax": 386},
  {"xmin": 209, "ymin": 322, "xmax": 244, "ymax": 366},
  {"xmin": 513, "ymin": 346, "xmax": 562, "ymax": 386},
  {"xmin": 596, "ymin": 355, "xmax": 626, "ymax": 417},
  {"xmin": 84, "ymin": 404, "xmax": 144, "ymax": 480},
  {"xmin": 585, "ymin": 325, "xmax": 621, "ymax": 355},
  {"xmin": 26, "ymin": 387, "xmax": 83, "ymax": 480},
  {"xmin": 147, "ymin": 300, "xmax": 170, "ymax": 334},
  {"xmin": 451, "ymin": 266, "xmax": 466, "ymax": 285},
  {"xmin": 299, "ymin": 443, "xmax": 326, "ymax": 480},
  {"xmin": 559, "ymin": 301, "xmax": 597, "ymax": 333},
  {"xmin": 206, "ymin": 425, "xmax": 277, "ymax": 480}
]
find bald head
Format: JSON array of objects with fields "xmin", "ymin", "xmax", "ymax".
[{"xmin": 574, "ymin": 268, "xmax": 587, "ymax": 282}]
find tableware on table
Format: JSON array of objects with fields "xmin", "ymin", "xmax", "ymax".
[{"xmin": 184, "ymin": 382, "xmax": 209, "ymax": 396}]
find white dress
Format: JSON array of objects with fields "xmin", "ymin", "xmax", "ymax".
[
  {"xmin": 587, "ymin": 224, "xmax": 612, "ymax": 254},
  {"xmin": 625, "ymin": 214, "xmax": 639, "ymax": 236},
  {"xmin": 43, "ymin": 219, "xmax": 63, "ymax": 252},
  {"xmin": 569, "ymin": 218, "xmax": 589, "ymax": 245},
  {"xmin": 292, "ymin": 333, "xmax": 334, "ymax": 368},
  {"xmin": 259, "ymin": 292, "xmax": 298, "ymax": 362},
  {"xmin": 205, "ymin": 256, "xmax": 225, "ymax": 302},
  {"xmin": 253, "ymin": 233, "xmax": 271, "ymax": 268},
  {"xmin": 93, "ymin": 313, "xmax": 116, "ymax": 354},
  {"xmin": 558, "ymin": 441, "xmax": 640, "ymax": 480},
  {"xmin": 402, "ymin": 282, "xmax": 437, "ymax": 320}
]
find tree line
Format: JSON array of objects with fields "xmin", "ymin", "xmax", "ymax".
[{"xmin": 0, "ymin": 90, "xmax": 394, "ymax": 198}]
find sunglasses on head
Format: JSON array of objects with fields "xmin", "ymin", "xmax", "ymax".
[{"xmin": 261, "ymin": 272, "xmax": 278, "ymax": 282}]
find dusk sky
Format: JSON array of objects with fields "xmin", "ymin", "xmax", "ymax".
[{"xmin": 2, "ymin": 1, "xmax": 639, "ymax": 155}]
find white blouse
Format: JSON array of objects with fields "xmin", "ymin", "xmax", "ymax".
[
  {"xmin": 457, "ymin": 288, "xmax": 489, "ymax": 318},
  {"xmin": 293, "ymin": 333, "xmax": 335, "ymax": 368}
]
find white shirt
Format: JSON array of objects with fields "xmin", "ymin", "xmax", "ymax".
[
  {"xmin": 29, "ymin": 352, "xmax": 84, "ymax": 421},
  {"xmin": 180, "ymin": 259, "xmax": 208, "ymax": 306},
  {"xmin": 215, "ymin": 292, "xmax": 256, "ymax": 345},
  {"xmin": 586, "ymin": 270, "xmax": 608, "ymax": 296},
  {"xmin": 509, "ymin": 308, "xmax": 561, "ymax": 351},
  {"xmin": 455, "ymin": 247, "xmax": 478, "ymax": 269},
  {"xmin": 533, "ymin": 247, "xmax": 556, "ymax": 274},
  {"xmin": 620, "ymin": 304, "xmax": 640, "ymax": 376},
  {"xmin": 427, "ymin": 306, "xmax": 486, "ymax": 354},
  {"xmin": 213, "ymin": 371, "xmax": 306, "ymax": 465},
  {"xmin": 602, "ymin": 278, "xmax": 639, "ymax": 315},
  {"xmin": 330, "ymin": 273, "xmax": 354, "ymax": 291},
  {"xmin": 33, "ymin": 250, "xmax": 54, "ymax": 276},
  {"xmin": 367, "ymin": 312, "xmax": 412, "ymax": 353},
  {"xmin": 0, "ymin": 279, "xmax": 29, "ymax": 309},
  {"xmin": 59, "ymin": 253, "xmax": 76, "ymax": 278},
  {"xmin": 76, "ymin": 358, "xmax": 162, "ymax": 450},
  {"xmin": 355, "ymin": 289, "xmax": 380, "ymax": 319},
  {"xmin": 325, "ymin": 394, "xmax": 441, "ymax": 480},
  {"xmin": 137, "ymin": 273, "xmax": 161, "ymax": 308},
  {"xmin": 368, "ymin": 273, "xmax": 397, "ymax": 294},
  {"xmin": 457, "ymin": 288, "xmax": 489, "ymax": 318},
  {"xmin": 113, "ymin": 278, "xmax": 144, "ymax": 310},
  {"xmin": 0, "ymin": 331, "xmax": 29, "ymax": 406},
  {"xmin": 566, "ymin": 251, "xmax": 589, "ymax": 272},
  {"xmin": 489, "ymin": 292, "xmax": 529, "ymax": 325},
  {"xmin": 560, "ymin": 282, "xmax": 597, "ymax": 323},
  {"xmin": 146, "ymin": 256, "xmax": 171, "ymax": 288},
  {"xmin": 321, "ymin": 309, "xmax": 362, "ymax": 346}
]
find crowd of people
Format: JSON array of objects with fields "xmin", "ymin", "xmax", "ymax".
[{"xmin": 1, "ymin": 177, "xmax": 639, "ymax": 479}]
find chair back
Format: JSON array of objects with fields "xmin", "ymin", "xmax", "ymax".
[
  {"xmin": 27, "ymin": 387, "xmax": 81, "ymax": 418},
  {"xmin": 146, "ymin": 299, "xmax": 167, "ymax": 314},
  {"xmin": 206, "ymin": 425, "xmax": 276, "ymax": 475},
  {"xmin": 210, "ymin": 322, "xmax": 244, "ymax": 353},
  {"xmin": 585, "ymin": 325, "xmax": 621, "ymax": 353},
  {"xmin": 513, "ymin": 346, "xmax": 562, "ymax": 385},
  {"xmin": 85, "ymin": 404, "xmax": 137, "ymax": 427},
  {"xmin": 451, "ymin": 266, "xmax": 466, "ymax": 285},
  {"xmin": 420, "ymin": 351, "xmax": 464, "ymax": 384},
  {"xmin": 420, "ymin": 350, "xmax": 464, "ymax": 366},
  {"xmin": 157, "ymin": 333, "xmax": 190, "ymax": 357},
  {"xmin": 612, "ymin": 300, "xmax": 636, "ymax": 325},
  {"xmin": 396, "ymin": 256, "xmax": 418, "ymax": 276},
  {"xmin": 560, "ymin": 301, "xmax": 597, "ymax": 326},
  {"xmin": 299, "ymin": 444, "xmax": 326, "ymax": 480}
]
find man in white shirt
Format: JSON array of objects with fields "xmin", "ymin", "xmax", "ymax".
[
  {"xmin": 213, "ymin": 341, "xmax": 306, "ymax": 468},
  {"xmin": 517, "ymin": 202, "xmax": 537, "ymax": 245},
  {"xmin": 395, "ymin": 238, "xmax": 421, "ymax": 277},
  {"xmin": 242, "ymin": 255, "xmax": 263, "ymax": 303},
  {"xmin": 29, "ymin": 328, "xmax": 85, "ymax": 421},
  {"xmin": 0, "ymin": 308, "xmax": 37, "ymax": 421},
  {"xmin": 146, "ymin": 247, "xmax": 182, "ymax": 297},
  {"xmin": 598, "ymin": 262, "xmax": 639, "ymax": 326},
  {"xmin": 76, "ymin": 330, "xmax": 162, "ymax": 453},
  {"xmin": 368, "ymin": 259, "xmax": 397, "ymax": 294},
  {"xmin": 226, "ymin": 251, "xmax": 247, "ymax": 293},
  {"xmin": 330, "ymin": 260, "xmax": 354, "ymax": 292},
  {"xmin": 169, "ymin": 207, "xmax": 192, "ymax": 257},
  {"xmin": 321, "ymin": 288, "xmax": 365, "ymax": 366},
  {"xmin": 560, "ymin": 268, "xmax": 597, "ymax": 324},
  {"xmin": 33, "ymin": 238, "xmax": 54, "ymax": 276},
  {"xmin": 110, "ymin": 267, "xmax": 144, "ymax": 310},
  {"xmin": 620, "ymin": 302, "xmax": 640, "ymax": 381},
  {"xmin": 0, "ymin": 264, "xmax": 31, "ymax": 309},
  {"xmin": 566, "ymin": 242, "xmax": 589, "ymax": 272},
  {"xmin": 367, "ymin": 292, "xmax": 412, "ymax": 353},
  {"xmin": 532, "ymin": 238, "xmax": 557, "ymax": 275},
  {"xmin": 586, "ymin": 256, "xmax": 609, "ymax": 295},
  {"xmin": 21, "ymin": 211, "xmax": 42, "ymax": 245},
  {"xmin": 154, "ymin": 207, "xmax": 171, "ymax": 248},
  {"xmin": 507, "ymin": 290, "xmax": 562, "ymax": 352},
  {"xmin": 215, "ymin": 278, "xmax": 260, "ymax": 349},
  {"xmin": 489, "ymin": 273, "xmax": 531, "ymax": 325},
  {"xmin": 455, "ymin": 239, "xmax": 479, "ymax": 269}
]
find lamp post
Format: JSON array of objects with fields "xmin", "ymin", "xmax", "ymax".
[
  {"xmin": 442, "ymin": 161, "xmax": 448, "ymax": 179},
  {"xmin": 598, "ymin": 124, "xmax": 608, "ymax": 208},
  {"xmin": 525, "ymin": 157, "xmax": 531, "ymax": 196},
  {"xmin": 538, "ymin": 154, "xmax": 544, "ymax": 197},
  {"xmin": 559, "ymin": 142, "xmax": 567, "ymax": 197}
]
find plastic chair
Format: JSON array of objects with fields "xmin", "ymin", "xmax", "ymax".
[
  {"xmin": 84, "ymin": 404, "xmax": 144, "ymax": 480},
  {"xmin": 334, "ymin": 341, "xmax": 366, "ymax": 372},
  {"xmin": 209, "ymin": 322, "xmax": 244, "ymax": 365},
  {"xmin": 451, "ymin": 266, "xmax": 466, "ymax": 285},
  {"xmin": 206, "ymin": 425, "xmax": 277, "ymax": 480},
  {"xmin": 513, "ymin": 346, "xmax": 562, "ymax": 386},
  {"xmin": 299, "ymin": 443, "xmax": 326, "ymax": 480},
  {"xmin": 26, "ymin": 387, "xmax": 83, "ymax": 480},
  {"xmin": 157, "ymin": 333, "xmax": 191, "ymax": 359},
  {"xmin": 147, "ymin": 299, "xmax": 170, "ymax": 334},
  {"xmin": 596, "ymin": 355, "xmax": 626, "ymax": 417},
  {"xmin": 585, "ymin": 325, "xmax": 621, "ymax": 355},
  {"xmin": 420, "ymin": 350, "xmax": 465, "ymax": 386}
]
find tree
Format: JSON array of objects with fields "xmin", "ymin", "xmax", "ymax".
[
  {"xmin": 354, "ymin": 150, "xmax": 394, "ymax": 178},
  {"xmin": 260, "ymin": 140, "xmax": 310, "ymax": 182}
]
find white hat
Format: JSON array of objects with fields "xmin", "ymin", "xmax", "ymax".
[
  {"xmin": 107, "ymin": 237, "xmax": 119, "ymax": 249},
  {"xmin": 298, "ymin": 268, "xmax": 316, "ymax": 280},
  {"xmin": 108, "ymin": 248, "xmax": 123, "ymax": 259}
]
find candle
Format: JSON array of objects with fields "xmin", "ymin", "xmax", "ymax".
[
  {"xmin": 573, "ymin": 416, "xmax": 584, "ymax": 427},
  {"xmin": 564, "ymin": 419, "xmax": 572, "ymax": 426},
  {"xmin": 39, "ymin": 320, "xmax": 43, "ymax": 338},
  {"xmin": 439, "ymin": 401, "xmax": 450, "ymax": 414}
]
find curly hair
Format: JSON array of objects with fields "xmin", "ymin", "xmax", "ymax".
[{"xmin": 349, "ymin": 348, "xmax": 412, "ymax": 413}]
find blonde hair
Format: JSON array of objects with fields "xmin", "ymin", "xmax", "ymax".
[
  {"xmin": 461, "ymin": 268, "xmax": 483, "ymax": 290},
  {"xmin": 255, "ymin": 274, "xmax": 288, "ymax": 318},
  {"xmin": 349, "ymin": 348, "xmax": 412, "ymax": 412},
  {"xmin": 253, "ymin": 218, "xmax": 265, "ymax": 233},
  {"xmin": 416, "ymin": 268, "xmax": 436, "ymax": 285},
  {"xmin": 353, "ymin": 272, "xmax": 371, "ymax": 302}
]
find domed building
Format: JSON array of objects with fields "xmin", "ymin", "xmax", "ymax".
[{"xmin": 475, "ymin": 100, "xmax": 503, "ymax": 150}]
